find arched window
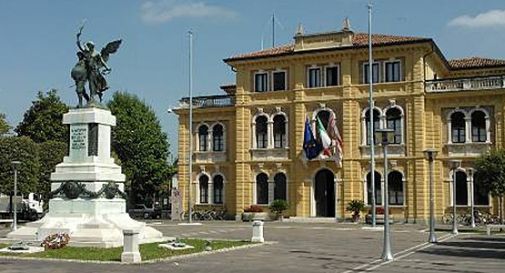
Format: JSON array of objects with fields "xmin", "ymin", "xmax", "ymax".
[
  {"xmin": 473, "ymin": 172, "xmax": 489, "ymax": 206},
  {"xmin": 455, "ymin": 171, "xmax": 468, "ymax": 205},
  {"xmin": 198, "ymin": 125, "xmax": 209, "ymax": 151},
  {"xmin": 212, "ymin": 124, "xmax": 224, "ymax": 151},
  {"xmin": 386, "ymin": 108, "xmax": 402, "ymax": 144},
  {"xmin": 451, "ymin": 112, "xmax": 466, "ymax": 143},
  {"xmin": 471, "ymin": 111, "xmax": 486, "ymax": 143},
  {"xmin": 256, "ymin": 173, "xmax": 269, "ymax": 204},
  {"xmin": 274, "ymin": 173, "xmax": 287, "ymax": 201},
  {"xmin": 388, "ymin": 171, "xmax": 403, "ymax": 205},
  {"xmin": 199, "ymin": 175, "xmax": 209, "ymax": 204},
  {"xmin": 273, "ymin": 115, "xmax": 287, "ymax": 148},
  {"xmin": 365, "ymin": 108, "xmax": 381, "ymax": 145},
  {"xmin": 213, "ymin": 175, "xmax": 224, "ymax": 204},
  {"xmin": 366, "ymin": 171, "xmax": 382, "ymax": 205},
  {"xmin": 256, "ymin": 116, "xmax": 268, "ymax": 149}
]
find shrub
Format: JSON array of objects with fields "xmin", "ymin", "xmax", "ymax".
[
  {"xmin": 244, "ymin": 205, "xmax": 263, "ymax": 213},
  {"xmin": 269, "ymin": 199, "xmax": 289, "ymax": 216},
  {"xmin": 346, "ymin": 200, "xmax": 366, "ymax": 216}
]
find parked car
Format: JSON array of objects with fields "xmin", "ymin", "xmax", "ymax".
[
  {"xmin": 0, "ymin": 193, "xmax": 44, "ymax": 221},
  {"xmin": 128, "ymin": 204, "xmax": 161, "ymax": 219}
]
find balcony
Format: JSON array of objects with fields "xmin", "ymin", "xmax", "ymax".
[
  {"xmin": 179, "ymin": 95, "xmax": 235, "ymax": 109},
  {"xmin": 426, "ymin": 76, "xmax": 505, "ymax": 93}
]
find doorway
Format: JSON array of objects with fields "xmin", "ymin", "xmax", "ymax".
[{"xmin": 314, "ymin": 169, "xmax": 335, "ymax": 217}]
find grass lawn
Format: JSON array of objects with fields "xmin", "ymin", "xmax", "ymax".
[{"xmin": 0, "ymin": 239, "xmax": 252, "ymax": 262}]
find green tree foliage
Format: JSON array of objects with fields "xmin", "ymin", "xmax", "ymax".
[
  {"xmin": 15, "ymin": 89, "xmax": 69, "ymax": 143},
  {"xmin": 474, "ymin": 149, "xmax": 505, "ymax": 224},
  {"xmin": 107, "ymin": 92, "xmax": 171, "ymax": 204},
  {"xmin": 38, "ymin": 141, "xmax": 67, "ymax": 201},
  {"xmin": 0, "ymin": 137, "xmax": 40, "ymax": 194},
  {"xmin": 0, "ymin": 113, "xmax": 10, "ymax": 136}
]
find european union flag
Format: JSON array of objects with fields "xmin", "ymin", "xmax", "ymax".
[{"xmin": 303, "ymin": 117, "xmax": 322, "ymax": 160}]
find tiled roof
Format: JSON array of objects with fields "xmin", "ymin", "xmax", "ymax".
[
  {"xmin": 225, "ymin": 33, "xmax": 429, "ymax": 61},
  {"xmin": 448, "ymin": 57, "xmax": 505, "ymax": 69}
]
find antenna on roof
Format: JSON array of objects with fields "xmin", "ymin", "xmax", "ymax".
[
  {"xmin": 260, "ymin": 12, "xmax": 285, "ymax": 50},
  {"xmin": 342, "ymin": 17, "xmax": 351, "ymax": 31}
]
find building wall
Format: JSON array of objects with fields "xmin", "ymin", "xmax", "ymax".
[{"xmin": 176, "ymin": 41, "xmax": 505, "ymax": 221}]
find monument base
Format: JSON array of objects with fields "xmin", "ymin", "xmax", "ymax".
[{"xmin": 7, "ymin": 212, "xmax": 164, "ymax": 248}]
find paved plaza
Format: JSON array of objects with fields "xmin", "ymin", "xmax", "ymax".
[{"xmin": 0, "ymin": 221, "xmax": 504, "ymax": 273}]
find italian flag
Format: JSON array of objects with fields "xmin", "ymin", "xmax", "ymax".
[{"xmin": 316, "ymin": 117, "xmax": 332, "ymax": 156}]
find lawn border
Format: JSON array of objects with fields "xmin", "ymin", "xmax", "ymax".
[{"xmin": 0, "ymin": 241, "xmax": 275, "ymax": 265}]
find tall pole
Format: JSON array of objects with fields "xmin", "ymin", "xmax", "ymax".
[
  {"xmin": 427, "ymin": 151, "xmax": 437, "ymax": 243},
  {"xmin": 380, "ymin": 132, "xmax": 393, "ymax": 261},
  {"xmin": 450, "ymin": 161, "xmax": 460, "ymax": 235},
  {"xmin": 188, "ymin": 30, "xmax": 193, "ymax": 224},
  {"xmin": 272, "ymin": 13, "xmax": 275, "ymax": 48},
  {"xmin": 11, "ymin": 161, "xmax": 20, "ymax": 231},
  {"xmin": 368, "ymin": 3, "xmax": 377, "ymax": 227},
  {"xmin": 469, "ymin": 169, "xmax": 475, "ymax": 228}
]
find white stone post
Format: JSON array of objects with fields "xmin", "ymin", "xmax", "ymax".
[
  {"xmin": 251, "ymin": 220, "xmax": 264, "ymax": 243},
  {"xmin": 121, "ymin": 229, "xmax": 141, "ymax": 263}
]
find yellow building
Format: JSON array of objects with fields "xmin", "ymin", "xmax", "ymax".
[{"xmin": 174, "ymin": 22, "xmax": 505, "ymax": 222}]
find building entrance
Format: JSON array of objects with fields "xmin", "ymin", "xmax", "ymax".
[{"xmin": 314, "ymin": 169, "xmax": 335, "ymax": 217}]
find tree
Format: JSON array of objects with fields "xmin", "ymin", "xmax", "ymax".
[
  {"xmin": 0, "ymin": 113, "xmax": 10, "ymax": 136},
  {"xmin": 15, "ymin": 89, "xmax": 69, "ymax": 143},
  {"xmin": 0, "ymin": 137, "xmax": 40, "ymax": 194},
  {"xmin": 38, "ymin": 141, "xmax": 67, "ymax": 203},
  {"xmin": 474, "ymin": 149, "xmax": 505, "ymax": 224},
  {"xmin": 108, "ymin": 92, "xmax": 171, "ymax": 205}
]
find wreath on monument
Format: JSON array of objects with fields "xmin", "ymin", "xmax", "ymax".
[{"xmin": 41, "ymin": 232, "xmax": 71, "ymax": 249}]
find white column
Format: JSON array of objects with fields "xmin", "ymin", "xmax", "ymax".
[
  {"xmin": 447, "ymin": 119, "xmax": 453, "ymax": 144},
  {"xmin": 485, "ymin": 116, "xmax": 491, "ymax": 143},
  {"xmin": 208, "ymin": 181, "xmax": 214, "ymax": 204},
  {"xmin": 268, "ymin": 179, "xmax": 275, "ymax": 204},
  {"xmin": 251, "ymin": 122, "xmax": 257, "ymax": 148},
  {"xmin": 252, "ymin": 179, "xmax": 257, "ymax": 204},
  {"xmin": 465, "ymin": 117, "xmax": 472, "ymax": 143},
  {"xmin": 267, "ymin": 121, "xmax": 274, "ymax": 149}
]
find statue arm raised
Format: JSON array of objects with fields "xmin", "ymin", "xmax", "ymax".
[{"xmin": 76, "ymin": 26, "xmax": 85, "ymax": 52}]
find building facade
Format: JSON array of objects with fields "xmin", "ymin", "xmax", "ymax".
[{"xmin": 174, "ymin": 23, "xmax": 505, "ymax": 222}]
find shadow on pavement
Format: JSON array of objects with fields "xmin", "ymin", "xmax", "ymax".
[{"xmin": 419, "ymin": 236, "xmax": 505, "ymax": 260}]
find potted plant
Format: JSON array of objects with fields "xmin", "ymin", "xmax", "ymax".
[
  {"xmin": 346, "ymin": 200, "xmax": 366, "ymax": 222},
  {"xmin": 269, "ymin": 199, "xmax": 289, "ymax": 221},
  {"xmin": 242, "ymin": 205, "xmax": 268, "ymax": 221}
]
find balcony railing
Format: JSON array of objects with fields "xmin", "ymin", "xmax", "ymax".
[
  {"xmin": 426, "ymin": 76, "xmax": 505, "ymax": 92},
  {"xmin": 179, "ymin": 95, "xmax": 235, "ymax": 108}
]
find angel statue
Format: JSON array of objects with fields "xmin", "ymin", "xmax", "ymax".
[{"xmin": 71, "ymin": 24, "xmax": 122, "ymax": 107}]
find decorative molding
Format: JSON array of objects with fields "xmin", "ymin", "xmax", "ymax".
[{"xmin": 50, "ymin": 182, "xmax": 127, "ymax": 200}]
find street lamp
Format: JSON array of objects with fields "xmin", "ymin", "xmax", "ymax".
[
  {"xmin": 450, "ymin": 160, "xmax": 461, "ymax": 235},
  {"xmin": 11, "ymin": 161, "xmax": 21, "ymax": 231},
  {"xmin": 375, "ymin": 128, "xmax": 394, "ymax": 262},
  {"xmin": 423, "ymin": 148, "xmax": 438, "ymax": 243},
  {"xmin": 187, "ymin": 30, "xmax": 194, "ymax": 224},
  {"xmin": 468, "ymin": 168, "xmax": 475, "ymax": 228}
]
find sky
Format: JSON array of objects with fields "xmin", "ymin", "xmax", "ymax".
[{"xmin": 1, "ymin": 0, "xmax": 505, "ymax": 157}]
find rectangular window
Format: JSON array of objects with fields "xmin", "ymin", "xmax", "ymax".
[
  {"xmin": 273, "ymin": 71, "xmax": 286, "ymax": 91},
  {"xmin": 307, "ymin": 67, "xmax": 321, "ymax": 88},
  {"xmin": 325, "ymin": 66, "xmax": 339, "ymax": 86},
  {"xmin": 385, "ymin": 61, "xmax": 401, "ymax": 82},
  {"xmin": 363, "ymin": 63, "xmax": 380, "ymax": 84},
  {"xmin": 254, "ymin": 72, "xmax": 268, "ymax": 92},
  {"xmin": 257, "ymin": 133, "xmax": 268, "ymax": 148}
]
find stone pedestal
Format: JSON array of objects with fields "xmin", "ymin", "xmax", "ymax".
[
  {"xmin": 7, "ymin": 107, "xmax": 163, "ymax": 247},
  {"xmin": 121, "ymin": 229, "xmax": 141, "ymax": 263},
  {"xmin": 251, "ymin": 220, "xmax": 264, "ymax": 243}
]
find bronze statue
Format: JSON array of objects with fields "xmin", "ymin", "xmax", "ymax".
[{"xmin": 71, "ymin": 24, "xmax": 122, "ymax": 107}]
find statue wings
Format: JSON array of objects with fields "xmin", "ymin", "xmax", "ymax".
[{"xmin": 100, "ymin": 39, "xmax": 122, "ymax": 63}]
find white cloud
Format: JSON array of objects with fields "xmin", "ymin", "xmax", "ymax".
[
  {"xmin": 140, "ymin": 0, "xmax": 238, "ymax": 24},
  {"xmin": 448, "ymin": 9, "xmax": 505, "ymax": 28}
]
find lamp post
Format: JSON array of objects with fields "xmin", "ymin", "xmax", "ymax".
[
  {"xmin": 187, "ymin": 30, "xmax": 193, "ymax": 224},
  {"xmin": 367, "ymin": 3, "xmax": 377, "ymax": 228},
  {"xmin": 450, "ymin": 160, "xmax": 461, "ymax": 235},
  {"xmin": 11, "ymin": 161, "xmax": 21, "ymax": 231},
  {"xmin": 376, "ymin": 128, "xmax": 394, "ymax": 261},
  {"xmin": 468, "ymin": 168, "xmax": 475, "ymax": 228},
  {"xmin": 423, "ymin": 149, "xmax": 438, "ymax": 243}
]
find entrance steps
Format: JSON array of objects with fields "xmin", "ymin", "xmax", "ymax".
[{"xmin": 283, "ymin": 217, "xmax": 337, "ymax": 223}]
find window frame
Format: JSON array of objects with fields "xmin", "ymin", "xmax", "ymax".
[
  {"xmin": 212, "ymin": 123, "xmax": 225, "ymax": 152},
  {"xmin": 307, "ymin": 66, "xmax": 322, "ymax": 88},
  {"xmin": 254, "ymin": 71, "xmax": 269, "ymax": 92},
  {"xmin": 256, "ymin": 173, "xmax": 269, "ymax": 205},
  {"xmin": 255, "ymin": 115, "xmax": 269, "ymax": 149},
  {"xmin": 450, "ymin": 111, "xmax": 466, "ymax": 144},
  {"xmin": 272, "ymin": 69, "xmax": 287, "ymax": 91},
  {"xmin": 384, "ymin": 59, "xmax": 402, "ymax": 83},
  {"xmin": 197, "ymin": 124, "xmax": 209, "ymax": 152},
  {"xmin": 363, "ymin": 62, "xmax": 381, "ymax": 84},
  {"xmin": 471, "ymin": 110, "xmax": 487, "ymax": 143},
  {"xmin": 324, "ymin": 64, "xmax": 340, "ymax": 87},
  {"xmin": 273, "ymin": 114, "xmax": 287, "ymax": 148}
]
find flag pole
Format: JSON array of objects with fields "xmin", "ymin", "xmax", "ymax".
[
  {"xmin": 188, "ymin": 30, "xmax": 193, "ymax": 224},
  {"xmin": 368, "ymin": 3, "xmax": 377, "ymax": 227}
]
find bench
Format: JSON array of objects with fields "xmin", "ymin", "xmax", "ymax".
[
  {"xmin": 486, "ymin": 224, "xmax": 505, "ymax": 235},
  {"xmin": 0, "ymin": 219, "xmax": 13, "ymax": 223}
]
